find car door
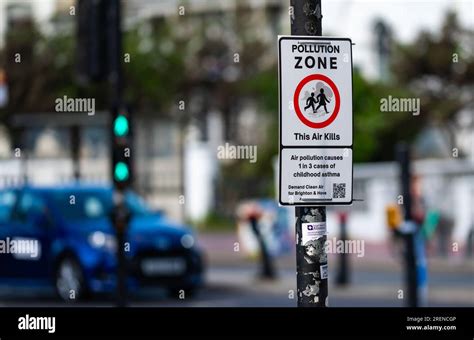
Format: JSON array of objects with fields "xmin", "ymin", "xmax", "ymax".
[
  {"xmin": 1, "ymin": 189, "xmax": 52, "ymax": 280},
  {"xmin": 0, "ymin": 188, "xmax": 19, "ymax": 279}
]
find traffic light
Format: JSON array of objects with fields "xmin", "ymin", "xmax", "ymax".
[
  {"xmin": 111, "ymin": 105, "xmax": 132, "ymax": 189},
  {"xmin": 386, "ymin": 204, "xmax": 402, "ymax": 230},
  {"xmin": 76, "ymin": 0, "xmax": 108, "ymax": 82}
]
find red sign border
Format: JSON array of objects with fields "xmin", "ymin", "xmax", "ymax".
[{"xmin": 293, "ymin": 74, "xmax": 341, "ymax": 129}]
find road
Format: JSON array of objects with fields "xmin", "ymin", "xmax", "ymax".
[{"xmin": 0, "ymin": 262, "xmax": 472, "ymax": 307}]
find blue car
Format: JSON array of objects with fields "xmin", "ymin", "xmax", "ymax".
[{"xmin": 0, "ymin": 185, "xmax": 204, "ymax": 301}]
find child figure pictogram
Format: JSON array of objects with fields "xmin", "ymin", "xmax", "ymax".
[
  {"xmin": 304, "ymin": 92, "xmax": 318, "ymax": 113},
  {"xmin": 314, "ymin": 88, "xmax": 331, "ymax": 114}
]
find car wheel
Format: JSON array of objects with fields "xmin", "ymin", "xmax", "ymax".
[{"xmin": 55, "ymin": 257, "xmax": 86, "ymax": 302}]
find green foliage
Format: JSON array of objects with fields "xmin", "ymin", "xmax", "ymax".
[
  {"xmin": 237, "ymin": 68, "xmax": 278, "ymax": 181},
  {"xmin": 352, "ymin": 69, "xmax": 414, "ymax": 161},
  {"xmin": 240, "ymin": 68, "xmax": 279, "ymax": 114},
  {"xmin": 123, "ymin": 21, "xmax": 186, "ymax": 114},
  {"xmin": 0, "ymin": 18, "xmax": 187, "ymax": 123},
  {"xmin": 391, "ymin": 11, "xmax": 474, "ymax": 153}
]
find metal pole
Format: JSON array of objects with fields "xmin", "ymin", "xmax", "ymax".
[
  {"xmin": 71, "ymin": 125, "xmax": 81, "ymax": 181},
  {"xmin": 178, "ymin": 115, "xmax": 186, "ymax": 222},
  {"xmin": 396, "ymin": 142, "xmax": 418, "ymax": 307},
  {"xmin": 336, "ymin": 212, "xmax": 349, "ymax": 285},
  {"xmin": 290, "ymin": 0, "xmax": 328, "ymax": 307},
  {"xmin": 108, "ymin": 0, "xmax": 123, "ymax": 104},
  {"xmin": 290, "ymin": 0, "xmax": 322, "ymax": 36},
  {"xmin": 295, "ymin": 207, "xmax": 328, "ymax": 306},
  {"xmin": 12, "ymin": 127, "xmax": 27, "ymax": 185},
  {"xmin": 108, "ymin": 0, "xmax": 127, "ymax": 307}
]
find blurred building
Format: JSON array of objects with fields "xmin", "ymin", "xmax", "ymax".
[
  {"xmin": 0, "ymin": 0, "xmax": 286, "ymax": 223},
  {"xmin": 0, "ymin": 0, "xmax": 472, "ymax": 229},
  {"xmin": 0, "ymin": 0, "xmax": 58, "ymax": 47},
  {"xmin": 123, "ymin": 0, "xmax": 285, "ymax": 221},
  {"xmin": 338, "ymin": 159, "xmax": 474, "ymax": 247}
]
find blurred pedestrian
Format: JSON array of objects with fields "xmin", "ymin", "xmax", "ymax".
[
  {"xmin": 410, "ymin": 175, "xmax": 425, "ymax": 225},
  {"xmin": 434, "ymin": 214, "xmax": 454, "ymax": 257},
  {"xmin": 240, "ymin": 202, "xmax": 276, "ymax": 280},
  {"xmin": 466, "ymin": 224, "xmax": 474, "ymax": 258}
]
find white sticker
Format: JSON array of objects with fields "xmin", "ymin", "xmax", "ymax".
[
  {"xmin": 302, "ymin": 222, "xmax": 326, "ymax": 244},
  {"xmin": 320, "ymin": 264, "xmax": 328, "ymax": 279}
]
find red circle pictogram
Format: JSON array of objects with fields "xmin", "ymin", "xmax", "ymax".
[{"xmin": 293, "ymin": 74, "xmax": 340, "ymax": 129}]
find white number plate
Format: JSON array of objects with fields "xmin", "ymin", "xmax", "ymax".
[{"xmin": 141, "ymin": 257, "xmax": 186, "ymax": 276}]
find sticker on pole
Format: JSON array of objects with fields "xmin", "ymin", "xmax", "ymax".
[{"xmin": 279, "ymin": 36, "xmax": 353, "ymax": 147}]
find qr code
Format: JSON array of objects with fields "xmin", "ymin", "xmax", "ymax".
[{"xmin": 333, "ymin": 183, "xmax": 346, "ymax": 198}]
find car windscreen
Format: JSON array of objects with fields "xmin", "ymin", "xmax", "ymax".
[
  {"xmin": 0, "ymin": 190, "xmax": 17, "ymax": 223},
  {"xmin": 50, "ymin": 190, "xmax": 112, "ymax": 221},
  {"xmin": 50, "ymin": 190, "xmax": 152, "ymax": 221},
  {"xmin": 126, "ymin": 191, "xmax": 153, "ymax": 216}
]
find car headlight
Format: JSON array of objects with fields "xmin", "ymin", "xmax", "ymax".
[
  {"xmin": 89, "ymin": 231, "xmax": 117, "ymax": 252},
  {"xmin": 180, "ymin": 234, "xmax": 195, "ymax": 249}
]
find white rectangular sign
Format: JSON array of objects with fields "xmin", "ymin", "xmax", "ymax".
[
  {"xmin": 279, "ymin": 36, "xmax": 353, "ymax": 147},
  {"xmin": 279, "ymin": 148, "xmax": 352, "ymax": 205},
  {"xmin": 278, "ymin": 36, "xmax": 353, "ymax": 205}
]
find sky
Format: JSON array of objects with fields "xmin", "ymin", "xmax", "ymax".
[{"xmin": 0, "ymin": 0, "xmax": 472, "ymax": 78}]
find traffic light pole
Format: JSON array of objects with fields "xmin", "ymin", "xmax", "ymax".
[
  {"xmin": 396, "ymin": 143, "xmax": 419, "ymax": 307},
  {"xmin": 108, "ymin": 0, "xmax": 123, "ymax": 103},
  {"xmin": 290, "ymin": 0, "xmax": 328, "ymax": 307},
  {"xmin": 71, "ymin": 125, "xmax": 81, "ymax": 180},
  {"xmin": 77, "ymin": 0, "xmax": 129, "ymax": 307},
  {"xmin": 336, "ymin": 212, "xmax": 349, "ymax": 285},
  {"xmin": 108, "ymin": 0, "xmax": 128, "ymax": 308}
]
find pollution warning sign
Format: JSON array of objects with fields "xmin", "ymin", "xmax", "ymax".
[
  {"xmin": 279, "ymin": 36, "xmax": 353, "ymax": 147},
  {"xmin": 278, "ymin": 36, "xmax": 353, "ymax": 205}
]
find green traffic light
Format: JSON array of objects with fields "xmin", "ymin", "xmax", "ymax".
[
  {"xmin": 113, "ymin": 115, "xmax": 129, "ymax": 137},
  {"xmin": 114, "ymin": 162, "xmax": 129, "ymax": 182}
]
